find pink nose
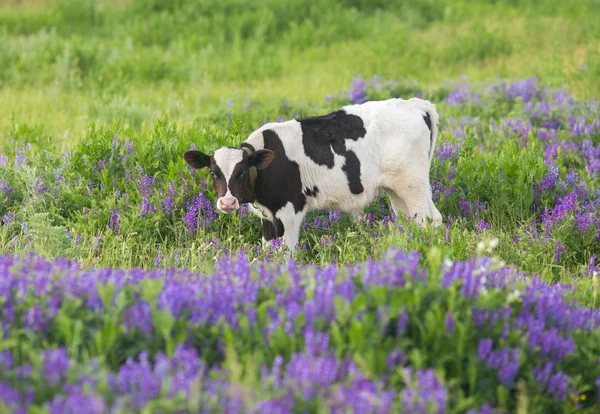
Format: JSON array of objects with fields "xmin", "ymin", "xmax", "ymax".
[{"xmin": 218, "ymin": 197, "xmax": 239, "ymax": 212}]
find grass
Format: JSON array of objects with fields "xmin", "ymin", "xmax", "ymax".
[
  {"xmin": 0, "ymin": 0, "xmax": 598, "ymax": 142},
  {"xmin": 0, "ymin": 0, "xmax": 599, "ymax": 412}
]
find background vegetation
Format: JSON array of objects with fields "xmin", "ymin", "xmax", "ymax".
[{"xmin": 0, "ymin": 0, "xmax": 598, "ymax": 142}]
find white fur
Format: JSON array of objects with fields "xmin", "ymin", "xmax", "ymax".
[
  {"xmin": 241, "ymin": 98, "xmax": 443, "ymax": 251},
  {"xmin": 213, "ymin": 147, "xmax": 243, "ymax": 210}
]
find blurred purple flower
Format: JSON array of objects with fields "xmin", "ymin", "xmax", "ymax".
[
  {"xmin": 0, "ymin": 180, "xmax": 12, "ymax": 194},
  {"xmin": 2, "ymin": 212, "xmax": 15, "ymax": 226},
  {"xmin": 348, "ymin": 75, "xmax": 367, "ymax": 104},
  {"xmin": 124, "ymin": 301, "xmax": 153, "ymax": 336},
  {"xmin": 445, "ymin": 311, "xmax": 455, "ymax": 335},
  {"xmin": 49, "ymin": 389, "xmax": 106, "ymax": 414},
  {"xmin": 109, "ymin": 208, "xmax": 120, "ymax": 233},
  {"xmin": 42, "ymin": 348, "xmax": 70, "ymax": 386},
  {"xmin": 477, "ymin": 339, "xmax": 493, "ymax": 361},
  {"xmin": 400, "ymin": 368, "xmax": 447, "ymax": 414}
]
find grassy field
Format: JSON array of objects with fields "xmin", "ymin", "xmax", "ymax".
[
  {"xmin": 1, "ymin": 0, "xmax": 600, "ymax": 412},
  {"xmin": 0, "ymin": 0, "xmax": 598, "ymax": 142}
]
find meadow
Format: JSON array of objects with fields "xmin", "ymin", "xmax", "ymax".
[{"xmin": 0, "ymin": 0, "xmax": 600, "ymax": 412}]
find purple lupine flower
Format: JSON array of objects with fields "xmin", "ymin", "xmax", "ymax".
[
  {"xmin": 137, "ymin": 173, "xmax": 154, "ymax": 198},
  {"xmin": 497, "ymin": 348, "xmax": 520, "ymax": 387},
  {"xmin": 386, "ymin": 348, "xmax": 407, "ymax": 368},
  {"xmin": 2, "ymin": 212, "xmax": 15, "ymax": 225},
  {"xmin": 0, "ymin": 180, "xmax": 12, "ymax": 194},
  {"xmin": 477, "ymin": 220, "xmax": 491, "ymax": 232},
  {"xmin": 445, "ymin": 311, "xmax": 455, "ymax": 335},
  {"xmin": 124, "ymin": 301, "xmax": 153, "ymax": 336},
  {"xmin": 401, "ymin": 368, "xmax": 447, "ymax": 414},
  {"xmin": 31, "ymin": 179, "xmax": 47, "ymax": 194},
  {"xmin": 330, "ymin": 378, "xmax": 395, "ymax": 413},
  {"xmin": 396, "ymin": 312, "xmax": 409, "ymax": 334},
  {"xmin": 553, "ymin": 241, "xmax": 565, "ymax": 262},
  {"xmin": 253, "ymin": 393, "xmax": 296, "ymax": 413},
  {"xmin": 0, "ymin": 382, "xmax": 25, "ymax": 410},
  {"xmin": 14, "ymin": 144, "xmax": 29, "ymax": 166},
  {"xmin": 162, "ymin": 196, "xmax": 175, "ymax": 214},
  {"xmin": 42, "ymin": 348, "xmax": 70, "ymax": 386},
  {"xmin": 162, "ymin": 181, "xmax": 176, "ymax": 214},
  {"xmin": 446, "ymin": 85, "xmax": 472, "ymax": 105},
  {"xmin": 505, "ymin": 77, "xmax": 538, "ymax": 102},
  {"xmin": 138, "ymin": 198, "xmax": 156, "ymax": 216},
  {"xmin": 348, "ymin": 75, "xmax": 367, "ymax": 104},
  {"xmin": 436, "ymin": 141, "xmax": 460, "ymax": 163},
  {"xmin": 477, "ymin": 339, "xmax": 493, "ymax": 361},
  {"xmin": 48, "ymin": 390, "xmax": 107, "ymax": 414},
  {"xmin": 110, "ymin": 352, "xmax": 161, "ymax": 409},
  {"xmin": 329, "ymin": 209, "xmax": 342, "ymax": 223},
  {"xmin": 237, "ymin": 203, "xmax": 250, "ymax": 220},
  {"xmin": 112, "ymin": 136, "xmax": 120, "ymax": 153},
  {"xmin": 282, "ymin": 352, "xmax": 339, "ymax": 400},
  {"xmin": 183, "ymin": 192, "xmax": 215, "ymax": 233},
  {"xmin": 574, "ymin": 211, "xmax": 591, "ymax": 233},
  {"xmin": 0, "ymin": 351, "xmax": 13, "ymax": 370},
  {"xmin": 0, "ymin": 155, "xmax": 8, "ymax": 167},
  {"xmin": 154, "ymin": 250, "xmax": 162, "ymax": 269},
  {"xmin": 501, "ymin": 118, "xmax": 532, "ymax": 141},
  {"xmin": 24, "ymin": 304, "xmax": 46, "ymax": 333},
  {"xmin": 539, "ymin": 166, "xmax": 559, "ymax": 191},
  {"xmin": 466, "ymin": 404, "xmax": 493, "ymax": 414},
  {"xmin": 533, "ymin": 362, "xmax": 556, "ymax": 395},
  {"xmin": 109, "ymin": 208, "xmax": 120, "ymax": 233},
  {"xmin": 547, "ymin": 372, "xmax": 570, "ymax": 402}
]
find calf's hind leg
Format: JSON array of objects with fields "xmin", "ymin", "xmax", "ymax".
[{"xmin": 386, "ymin": 179, "xmax": 442, "ymax": 227}]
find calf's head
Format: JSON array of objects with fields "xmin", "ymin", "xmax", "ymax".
[{"xmin": 183, "ymin": 147, "xmax": 274, "ymax": 213}]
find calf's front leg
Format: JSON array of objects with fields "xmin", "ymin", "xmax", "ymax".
[
  {"xmin": 274, "ymin": 202, "xmax": 306, "ymax": 252},
  {"xmin": 261, "ymin": 218, "xmax": 284, "ymax": 245}
]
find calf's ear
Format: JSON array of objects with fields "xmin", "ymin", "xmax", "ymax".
[
  {"xmin": 183, "ymin": 150, "xmax": 211, "ymax": 169},
  {"xmin": 248, "ymin": 149, "xmax": 274, "ymax": 169}
]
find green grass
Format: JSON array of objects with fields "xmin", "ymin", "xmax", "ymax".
[{"xmin": 0, "ymin": 0, "xmax": 598, "ymax": 144}]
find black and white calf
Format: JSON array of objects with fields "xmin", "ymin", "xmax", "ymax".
[{"xmin": 184, "ymin": 98, "xmax": 443, "ymax": 251}]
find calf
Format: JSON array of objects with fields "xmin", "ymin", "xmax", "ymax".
[{"xmin": 184, "ymin": 98, "xmax": 443, "ymax": 251}]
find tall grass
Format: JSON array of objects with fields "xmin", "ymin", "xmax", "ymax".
[{"xmin": 0, "ymin": 0, "xmax": 598, "ymax": 141}]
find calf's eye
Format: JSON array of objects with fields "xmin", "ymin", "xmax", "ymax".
[{"xmin": 237, "ymin": 171, "xmax": 247, "ymax": 181}]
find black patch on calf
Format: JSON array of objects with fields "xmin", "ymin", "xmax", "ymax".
[
  {"xmin": 298, "ymin": 109, "xmax": 366, "ymax": 194},
  {"xmin": 262, "ymin": 218, "xmax": 284, "ymax": 241},
  {"xmin": 330, "ymin": 141, "xmax": 364, "ymax": 194},
  {"xmin": 255, "ymin": 129, "xmax": 306, "ymax": 214},
  {"xmin": 226, "ymin": 160, "xmax": 253, "ymax": 203},
  {"xmin": 422, "ymin": 112, "xmax": 433, "ymax": 158},
  {"xmin": 304, "ymin": 186, "xmax": 318, "ymax": 197}
]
